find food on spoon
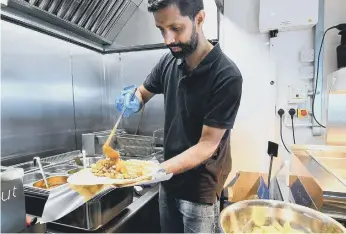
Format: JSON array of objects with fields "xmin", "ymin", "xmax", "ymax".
[
  {"xmin": 103, "ymin": 145, "xmax": 120, "ymax": 160},
  {"xmin": 91, "ymin": 158, "xmax": 154, "ymax": 179}
]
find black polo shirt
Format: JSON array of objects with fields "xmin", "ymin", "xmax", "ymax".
[{"xmin": 144, "ymin": 43, "xmax": 242, "ymax": 204}]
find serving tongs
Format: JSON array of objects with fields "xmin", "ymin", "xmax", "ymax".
[{"xmin": 103, "ymin": 88, "xmax": 138, "ymax": 159}]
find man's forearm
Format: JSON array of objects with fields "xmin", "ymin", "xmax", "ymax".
[
  {"xmin": 138, "ymin": 85, "xmax": 155, "ymax": 104},
  {"xmin": 161, "ymin": 141, "xmax": 219, "ymax": 175}
]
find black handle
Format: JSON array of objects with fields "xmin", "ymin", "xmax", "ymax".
[{"xmin": 267, "ymin": 141, "xmax": 279, "ymax": 191}]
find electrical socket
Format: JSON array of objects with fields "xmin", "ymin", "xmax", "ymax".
[{"xmin": 288, "ymin": 85, "xmax": 308, "ymax": 104}]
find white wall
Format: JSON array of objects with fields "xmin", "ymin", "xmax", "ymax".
[
  {"xmin": 323, "ymin": 0, "xmax": 346, "ymax": 79},
  {"xmin": 221, "ymin": 0, "xmax": 345, "ymax": 178},
  {"xmin": 220, "ymin": 0, "xmax": 277, "ymax": 176},
  {"xmin": 111, "ymin": 0, "xmax": 218, "ymax": 48}
]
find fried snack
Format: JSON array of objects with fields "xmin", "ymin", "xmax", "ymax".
[
  {"xmin": 252, "ymin": 207, "xmax": 266, "ymax": 227},
  {"xmin": 250, "ymin": 221, "xmax": 303, "ymax": 233},
  {"xmin": 91, "ymin": 158, "xmax": 153, "ymax": 180},
  {"xmin": 102, "ymin": 145, "xmax": 120, "ymax": 160}
]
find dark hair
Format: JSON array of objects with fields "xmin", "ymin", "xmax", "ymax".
[{"xmin": 148, "ymin": 0, "xmax": 204, "ymax": 20}]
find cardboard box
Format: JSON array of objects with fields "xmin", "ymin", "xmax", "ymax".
[
  {"xmin": 224, "ymin": 171, "xmax": 323, "ymax": 210},
  {"xmin": 289, "ymin": 175, "xmax": 323, "ymax": 210},
  {"xmin": 224, "ymin": 172, "xmax": 269, "ymax": 202}
]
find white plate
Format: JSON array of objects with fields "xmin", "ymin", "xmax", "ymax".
[{"xmin": 67, "ymin": 159, "xmax": 160, "ymax": 186}]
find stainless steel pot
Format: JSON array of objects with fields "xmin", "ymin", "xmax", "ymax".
[
  {"xmin": 219, "ymin": 200, "xmax": 346, "ymax": 233},
  {"xmin": 32, "ymin": 175, "xmax": 68, "ymax": 190}
]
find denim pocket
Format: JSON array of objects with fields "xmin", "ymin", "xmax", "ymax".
[
  {"xmin": 178, "ymin": 200, "xmax": 215, "ymax": 218},
  {"xmin": 178, "ymin": 200, "xmax": 218, "ymax": 233}
]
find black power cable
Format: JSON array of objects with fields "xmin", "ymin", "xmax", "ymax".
[
  {"xmin": 289, "ymin": 109, "xmax": 296, "ymax": 144},
  {"xmin": 312, "ymin": 26, "xmax": 338, "ymax": 128},
  {"xmin": 278, "ymin": 109, "xmax": 290, "ymax": 153}
]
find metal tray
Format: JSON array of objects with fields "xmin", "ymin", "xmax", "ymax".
[
  {"xmin": 25, "ymin": 186, "xmax": 134, "ymax": 231},
  {"xmin": 21, "ymin": 154, "xmax": 135, "ymax": 231},
  {"xmin": 53, "ymin": 187, "xmax": 133, "ymax": 231},
  {"xmin": 117, "ymin": 134, "xmax": 155, "ymax": 147},
  {"xmin": 23, "ymin": 172, "xmax": 51, "ymax": 185},
  {"xmin": 15, "ymin": 162, "xmax": 50, "ymax": 172},
  {"xmin": 120, "ymin": 145, "xmax": 155, "ymax": 156},
  {"xmin": 44, "ymin": 165, "xmax": 78, "ymax": 174},
  {"xmin": 306, "ymin": 150, "xmax": 346, "ymax": 187}
]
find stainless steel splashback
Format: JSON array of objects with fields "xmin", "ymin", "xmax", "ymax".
[
  {"xmin": 104, "ymin": 49, "xmax": 167, "ymax": 135},
  {"xmin": 1, "ymin": 20, "xmax": 76, "ymax": 165},
  {"xmin": 1, "ymin": 20, "xmax": 167, "ymax": 166},
  {"xmin": 1, "ymin": 21, "xmax": 107, "ymax": 165},
  {"xmin": 70, "ymin": 46, "xmax": 109, "ymax": 149},
  {"xmin": 1, "ymin": 7, "xmax": 179, "ymax": 168}
]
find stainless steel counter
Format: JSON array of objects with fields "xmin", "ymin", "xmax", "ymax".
[{"xmin": 292, "ymin": 145, "xmax": 346, "ymax": 221}]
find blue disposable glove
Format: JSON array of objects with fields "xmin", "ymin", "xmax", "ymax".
[{"xmin": 115, "ymin": 85, "xmax": 141, "ymax": 117}]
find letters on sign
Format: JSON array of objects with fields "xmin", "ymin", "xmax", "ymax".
[{"xmin": 1, "ymin": 186, "xmax": 18, "ymax": 202}]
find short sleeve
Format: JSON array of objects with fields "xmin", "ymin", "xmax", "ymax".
[
  {"xmin": 143, "ymin": 54, "xmax": 167, "ymax": 94},
  {"xmin": 203, "ymin": 75, "xmax": 243, "ymax": 129}
]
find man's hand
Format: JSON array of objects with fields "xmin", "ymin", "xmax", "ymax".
[
  {"xmin": 115, "ymin": 85, "xmax": 156, "ymax": 117},
  {"xmin": 115, "ymin": 85, "xmax": 142, "ymax": 117},
  {"xmin": 161, "ymin": 125, "xmax": 227, "ymax": 175}
]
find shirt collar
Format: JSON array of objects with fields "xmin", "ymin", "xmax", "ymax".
[{"xmin": 178, "ymin": 43, "xmax": 222, "ymax": 75}]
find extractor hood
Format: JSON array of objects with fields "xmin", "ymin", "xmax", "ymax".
[
  {"xmin": 1, "ymin": 0, "xmax": 222, "ymax": 52},
  {"xmin": 1, "ymin": 0, "xmax": 143, "ymax": 47}
]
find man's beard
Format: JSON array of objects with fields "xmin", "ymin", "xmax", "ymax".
[{"xmin": 167, "ymin": 27, "xmax": 199, "ymax": 59}]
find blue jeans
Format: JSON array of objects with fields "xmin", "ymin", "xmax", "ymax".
[{"xmin": 159, "ymin": 185, "xmax": 221, "ymax": 233}]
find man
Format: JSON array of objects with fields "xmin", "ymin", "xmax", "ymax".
[{"xmin": 115, "ymin": 0, "xmax": 242, "ymax": 232}]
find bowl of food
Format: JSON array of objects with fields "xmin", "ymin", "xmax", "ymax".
[
  {"xmin": 219, "ymin": 200, "xmax": 346, "ymax": 233},
  {"xmin": 32, "ymin": 175, "xmax": 68, "ymax": 190}
]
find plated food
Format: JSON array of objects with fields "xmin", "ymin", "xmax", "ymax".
[
  {"xmin": 91, "ymin": 158, "xmax": 155, "ymax": 180},
  {"xmin": 68, "ymin": 159, "xmax": 160, "ymax": 187},
  {"xmin": 68, "ymin": 142, "xmax": 164, "ymax": 187}
]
